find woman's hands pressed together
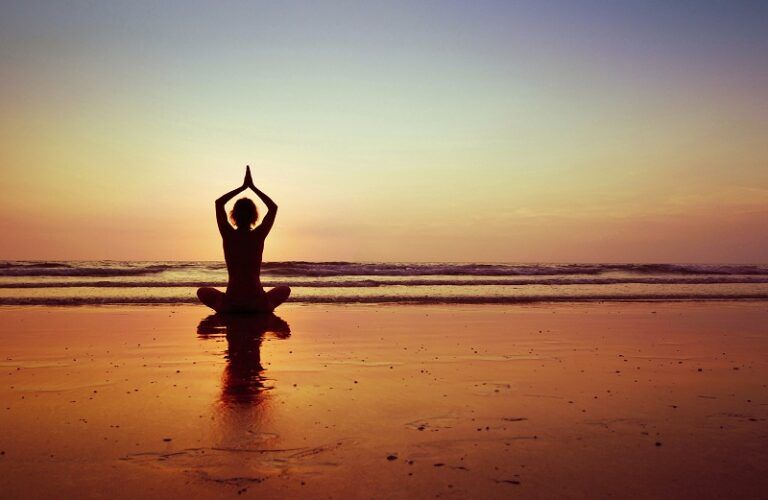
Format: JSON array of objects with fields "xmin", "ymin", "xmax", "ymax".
[{"xmin": 244, "ymin": 165, "xmax": 255, "ymax": 189}]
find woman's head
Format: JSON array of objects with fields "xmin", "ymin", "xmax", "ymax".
[{"xmin": 230, "ymin": 198, "xmax": 258, "ymax": 229}]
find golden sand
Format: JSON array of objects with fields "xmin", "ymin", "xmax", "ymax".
[{"xmin": 1, "ymin": 303, "xmax": 767, "ymax": 498}]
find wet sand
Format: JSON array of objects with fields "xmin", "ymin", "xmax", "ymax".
[{"xmin": 1, "ymin": 302, "xmax": 767, "ymax": 498}]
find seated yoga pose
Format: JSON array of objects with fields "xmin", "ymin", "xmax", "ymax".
[{"xmin": 197, "ymin": 166, "xmax": 290, "ymax": 313}]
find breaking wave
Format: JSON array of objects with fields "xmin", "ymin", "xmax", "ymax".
[
  {"xmin": 0, "ymin": 263, "xmax": 174, "ymax": 277},
  {"xmin": 2, "ymin": 261, "xmax": 767, "ymax": 278},
  {"xmin": 2, "ymin": 261, "xmax": 767, "ymax": 307}
]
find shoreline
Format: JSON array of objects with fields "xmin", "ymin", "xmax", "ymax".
[{"xmin": 2, "ymin": 295, "xmax": 768, "ymax": 307}]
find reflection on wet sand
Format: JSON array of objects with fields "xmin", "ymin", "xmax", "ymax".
[
  {"xmin": 197, "ymin": 313, "xmax": 291, "ymax": 407},
  {"xmin": 116, "ymin": 314, "xmax": 299, "ymax": 488},
  {"xmin": 197, "ymin": 312, "xmax": 292, "ymax": 461}
]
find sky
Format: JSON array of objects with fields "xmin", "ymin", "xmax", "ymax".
[{"xmin": 1, "ymin": 0, "xmax": 767, "ymax": 262}]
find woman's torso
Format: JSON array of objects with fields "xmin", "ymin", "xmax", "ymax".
[{"xmin": 222, "ymin": 229, "xmax": 265, "ymax": 300}]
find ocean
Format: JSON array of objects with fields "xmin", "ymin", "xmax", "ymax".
[{"xmin": 1, "ymin": 261, "xmax": 767, "ymax": 305}]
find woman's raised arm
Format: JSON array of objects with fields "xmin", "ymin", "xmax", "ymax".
[
  {"xmin": 245, "ymin": 166, "xmax": 278, "ymax": 237},
  {"xmin": 215, "ymin": 173, "xmax": 249, "ymax": 235}
]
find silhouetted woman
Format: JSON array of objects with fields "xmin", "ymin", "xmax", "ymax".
[{"xmin": 197, "ymin": 166, "xmax": 291, "ymax": 313}]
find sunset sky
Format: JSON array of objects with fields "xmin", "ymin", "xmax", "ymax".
[{"xmin": 1, "ymin": 1, "xmax": 767, "ymax": 262}]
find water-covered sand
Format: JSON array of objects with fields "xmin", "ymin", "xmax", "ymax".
[{"xmin": 1, "ymin": 303, "xmax": 767, "ymax": 498}]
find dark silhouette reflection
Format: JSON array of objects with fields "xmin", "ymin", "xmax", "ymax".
[{"xmin": 197, "ymin": 313, "xmax": 290, "ymax": 406}]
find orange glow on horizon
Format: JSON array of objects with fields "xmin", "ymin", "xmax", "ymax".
[{"xmin": 1, "ymin": 2, "xmax": 766, "ymax": 262}]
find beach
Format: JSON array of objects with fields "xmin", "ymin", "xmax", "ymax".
[
  {"xmin": 4, "ymin": 0, "xmax": 768, "ymax": 497},
  {"xmin": 1, "ymin": 302, "xmax": 767, "ymax": 498}
]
